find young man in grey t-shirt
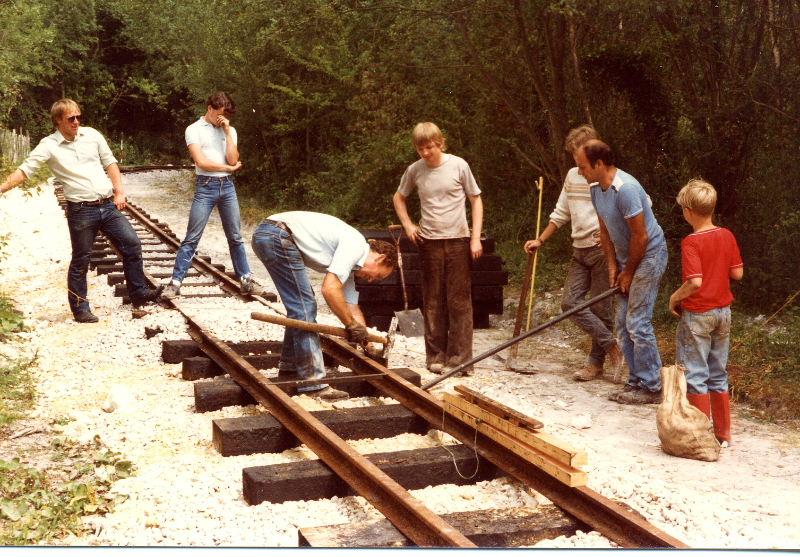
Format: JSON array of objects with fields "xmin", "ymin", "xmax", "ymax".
[{"xmin": 393, "ymin": 122, "xmax": 484, "ymax": 375}]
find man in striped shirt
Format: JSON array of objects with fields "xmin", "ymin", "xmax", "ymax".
[{"xmin": 524, "ymin": 126, "xmax": 623, "ymax": 382}]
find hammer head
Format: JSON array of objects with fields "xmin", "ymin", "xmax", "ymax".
[{"xmin": 365, "ymin": 316, "xmax": 398, "ymax": 366}]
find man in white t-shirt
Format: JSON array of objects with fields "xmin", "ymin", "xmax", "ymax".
[
  {"xmin": 162, "ymin": 91, "xmax": 254, "ymax": 298},
  {"xmin": 251, "ymin": 211, "xmax": 396, "ymax": 401},
  {"xmin": 393, "ymin": 122, "xmax": 484, "ymax": 375}
]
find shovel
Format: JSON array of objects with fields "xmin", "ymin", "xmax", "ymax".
[{"xmin": 388, "ymin": 224, "xmax": 425, "ymax": 337}]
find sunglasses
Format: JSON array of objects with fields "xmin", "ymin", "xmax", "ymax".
[{"xmin": 66, "ymin": 115, "xmax": 82, "ymax": 123}]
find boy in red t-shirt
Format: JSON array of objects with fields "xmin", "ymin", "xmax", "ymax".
[{"xmin": 668, "ymin": 179, "xmax": 744, "ymax": 447}]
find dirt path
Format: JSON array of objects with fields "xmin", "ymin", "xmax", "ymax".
[{"xmin": 0, "ymin": 173, "xmax": 798, "ymax": 548}]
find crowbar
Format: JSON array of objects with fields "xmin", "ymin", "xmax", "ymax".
[{"xmin": 423, "ymin": 286, "xmax": 621, "ymax": 390}]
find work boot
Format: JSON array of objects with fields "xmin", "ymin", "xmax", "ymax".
[
  {"xmin": 240, "ymin": 274, "xmax": 255, "ymax": 295},
  {"xmin": 131, "ymin": 285, "xmax": 164, "ymax": 308},
  {"xmin": 161, "ymin": 281, "xmax": 181, "ymax": 300},
  {"xmin": 686, "ymin": 392, "xmax": 711, "ymax": 418},
  {"xmin": 428, "ymin": 363, "xmax": 445, "ymax": 374},
  {"xmin": 608, "ymin": 383, "xmax": 639, "ymax": 402},
  {"xmin": 74, "ymin": 310, "xmax": 99, "ymax": 323},
  {"xmin": 573, "ymin": 363, "xmax": 603, "ymax": 382},
  {"xmin": 307, "ymin": 386, "xmax": 349, "ymax": 402},
  {"xmin": 709, "ymin": 390, "xmax": 731, "ymax": 445},
  {"xmin": 616, "ymin": 388, "xmax": 663, "ymax": 405}
]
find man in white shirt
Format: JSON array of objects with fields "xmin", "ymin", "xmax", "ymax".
[
  {"xmin": 251, "ymin": 211, "xmax": 396, "ymax": 401},
  {"xmin": 0, "ymin": 98, "xmax": 161, "ymax": 322},
  {"xmin": 162, "ymin": 91, "xmax": 254, "ymax": 298}
]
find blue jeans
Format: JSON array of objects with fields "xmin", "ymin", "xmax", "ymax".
[
  {"xmin": 251, "ymin": 221, "xmax": 326, "ymax": 393},
  {"xmin": 66, "ymin": 200, "xmax": 148, "ymax": 315},
  {"xmin": 562, "ymin": 245, "xmax": 613, "ymax": 367},
  {"xmin": 676, "ymin": 306, "xmax": 731, "ymax": 394},
  {"xmin": 172, "ymin": 175, "xmax": 251, "ymax": 283},
  {"xmin": 616, "ymin": 243, "xmax": 668, "ymax": 392}
]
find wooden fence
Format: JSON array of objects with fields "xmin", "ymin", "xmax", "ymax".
[{"xmin": 0, "ymin": 128, "xmax": 30, "ymax": 164}]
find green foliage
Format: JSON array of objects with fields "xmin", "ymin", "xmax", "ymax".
[
  {"xmin": 0, "ymin": 297, "xmax": 26, "ymax": 343},
  {"xmin": 727, "ymin": 307, "xmax": 800, "ymax": 423},
  {"xmin": 0, "ymin": 437, "xmax": 134, "ymax": 544},
  {"xmin": 0, "ymin": 354, "xmax": 36, "ymax": 428}
]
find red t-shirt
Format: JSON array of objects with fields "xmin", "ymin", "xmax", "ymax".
[{"xmin": 681, "ymin": 227, "xmax": 743, "ymax": 312}]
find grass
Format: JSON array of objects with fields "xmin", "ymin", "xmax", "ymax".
[
  {"xmin": 0, "ymin": 437, "xmax": 134, "ymax": 544},
  {"xmin": 0, "ymin": 202, "xmax": 134, "ymax": 544}
]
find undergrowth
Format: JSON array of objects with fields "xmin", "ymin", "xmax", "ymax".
[{"xmin": 0, "ymin": 436, "xmax": 134, "ymax": 544}]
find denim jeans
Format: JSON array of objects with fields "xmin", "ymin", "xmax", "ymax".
[
  {"xmin": 616, "ymin": 242, "xmax": 668, "ymax": 392},
  {"xmin": 676, "ymin": 306, "xmax": 731, "ymax": 394},
  {"xmin": 419, "ymin": 238, "xmax": 473, "ymax": 368},
  {"xmin": 172, "ymin": 175, "xmax": 251, "ymax": 283},
  {"xmin": 561, "ymin": 245, "xmax": 613, "ymax": 367},
  {"xmin": 65, "ymin": 200, "xmax": 148, "ymax": 315},
  {"xmin": 251, "ymin": 221, "xmax": 326, "ymax": 393}
]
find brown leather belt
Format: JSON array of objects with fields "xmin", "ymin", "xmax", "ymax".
[{"xmin": 264, "ymin": 219, "xmax": 292, "ymax": 234}]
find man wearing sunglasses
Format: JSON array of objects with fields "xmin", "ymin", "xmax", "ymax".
[
  {"xmin": 161, "ymin": 90, "xmax": 254, "ymax": 299},
  {"xmin": 0, "ymin": 98, "xmax": 162, "ymax": 322}
]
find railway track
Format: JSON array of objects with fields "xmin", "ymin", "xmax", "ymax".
[{"xmin": 53, "ymin": 174, "xmax": 687, "ymax": 548}]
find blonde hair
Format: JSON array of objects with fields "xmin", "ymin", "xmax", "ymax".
[
  {"xmin": 564, "ymin": 125, "xmax": 598, "ymax": 154},
  {"xmin": 51, "ymin": 99, "xmax": 81, "ymax": 126},
  {"xmin": 411, "ymin": 122, "xmax": 447, "ymax": 151},
  {"xmin": 677, "ymin": 178, "xmax": 717, "ymax": 216}
]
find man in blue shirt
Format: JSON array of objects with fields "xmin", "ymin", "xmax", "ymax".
[
  {"xmin": 251, "ymin": 211, "xmax": 396, "ymax": 401},
  {"xmin": 577, "ymin": 140, "xmax": 668, "ymax": 404}
]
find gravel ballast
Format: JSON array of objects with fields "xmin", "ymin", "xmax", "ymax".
[{"xmin": 0, "ymin": 173, "xmax": 798, "ymax": 548}]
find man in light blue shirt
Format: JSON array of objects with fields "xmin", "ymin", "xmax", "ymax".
[
  {"xmin": 162, "ymin": 91, "xmax": 254, "ymax": 298},
  {"xmin": 0, "ymin": 98, "xmax": 162, "ymax": 322},
  {"xmin": 578, "ymin": 140, "xmax": 668, "ymax": 405},
  {"xmin": 251, "ymin": 211, "xmax": 396, "ymax": 401}
]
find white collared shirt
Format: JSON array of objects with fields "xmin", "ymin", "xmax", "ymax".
[{"xmin": 18, "ymin": 127, "xmax": 117, "ymax": 202}]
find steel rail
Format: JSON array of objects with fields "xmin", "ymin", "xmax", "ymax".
[
  {"xmin": 124, "ymin": 201, "xmax": 275, "ymax": 305},
  {"xmin": 180, "ymin": 311, "xmax": 474, "ymax": 548},
  {"xmin": 319, "ymin": 336, "xmax": 687, "ymax": 549},
  {"xmin": 115, "ymin": 189, "xmax": 686, "ymax": 548}
]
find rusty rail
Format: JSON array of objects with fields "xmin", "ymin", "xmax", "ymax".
[{"xmin": 113, "ymin": 187, "xmax": 686, "ymax": 548}]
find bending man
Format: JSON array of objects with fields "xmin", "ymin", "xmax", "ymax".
[{"xmin": 252, "ymin": 211, "xmax": 396, "ymax": 401}]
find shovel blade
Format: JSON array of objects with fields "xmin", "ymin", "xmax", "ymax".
[{"xmin": 395, "ymin": 308, "xmax": 424, "ymax": 337}]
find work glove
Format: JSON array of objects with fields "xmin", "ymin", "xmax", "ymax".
[{"xmin": 345, "ymin": 320, "xmax": 368, "ymax": 344}]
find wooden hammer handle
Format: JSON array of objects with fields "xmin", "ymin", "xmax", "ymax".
[{"xmin": 251, "ymin": 312, "xmax": 388, "ymax": 344}]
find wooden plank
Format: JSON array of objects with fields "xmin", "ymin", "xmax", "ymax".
[
  {"xmin": 454, "ymin": 385, "xmax": 544, "ymax": 432},
  {"xmin": 299, "ymin": 505, "xmax": 579, "ymax": 547},
  {"xmin": 444, "ymin": 394, "xmax": 586, "ymax": 468},
  {"xmin": 443, "ymin": 399, "xmax": 587, "ymax": 487}
]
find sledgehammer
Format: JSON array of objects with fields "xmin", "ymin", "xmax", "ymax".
[
  {"xmin": 422, "ymin": 286, "xmax": 621, "ymax": 390},
  {"xmin": 250, "ymin": 311, "xmax": 398, "ymax": 360}
]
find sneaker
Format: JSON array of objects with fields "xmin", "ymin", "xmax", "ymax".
[
  {"xmin": 615, "ymin": 388, "xmax": 663, "ymax": 405},
  {"xmin": 131, "ymin": 285, "xmax": 164, "ymax": 308},
  {"xmin": 161, "ymin": 282, "xmax": 181, "ymax": 300},
  {"xmin": 307, "ymin": 386, "xmax": 349, "ymax": 401},
  {"xmin": 573, "ymin": 364, "xmax": 603, "ymax": 382},
  {"xmin": 428, "ymin": 363, "xmax": 445, "ymax": 374},
  {"xmin": 719, "ymin": 440, "xmax": 730, "ymax": 449},
  {"xmin": 240, "ymin": 274, "xmax": 255, "ymax": 295},
  {"xmin": 74, "ymin": 310, "xmax": 99, "ymax": 323},
  {"xmin": 608, "ymin": 383, "xmax": 639, "ymax": 402}
]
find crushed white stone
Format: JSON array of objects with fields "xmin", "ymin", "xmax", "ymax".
[{"xmin": 0, "ymin": 174, "xmax": 797, "ymax": 548}]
